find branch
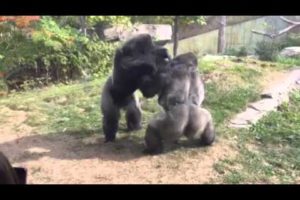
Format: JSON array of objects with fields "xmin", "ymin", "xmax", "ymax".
[
  {"xmin": 279, "ymin": 16, "xmax": 300, "ymax": 25},
  {"xmin": 252, "ymin": 16, "xmax": 300, "ymax": 39},
  {"xmin": 276, "ymin": 24, "xmax": 299, "ymax": 37},
  {"xmin": 251, "ymin": 29, "xmax": 276, "ymax": 39}
]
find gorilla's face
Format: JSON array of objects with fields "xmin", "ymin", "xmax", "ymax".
[
  {"xmin": 114, "ymin": 34, "xmax": 171, "ymax": 98},
  {"xmin": 118, "ymin": 34, "xmax": 170, "ymax": 74},
  {"xmin": 169, "ymin": 52, "xmax": 198, "ymax": 72},
  {"xmin": 156, "ymin": 53, "xmax": 200, "ymax": 110},
  {"xmin": 158, "ymin": 66, "xmax": 190, "ymax": 111}
]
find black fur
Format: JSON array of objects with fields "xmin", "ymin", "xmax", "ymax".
[
  {"xmin": 101, "ymin": 34, "xmax": 171, "ymax": 142},
  {"xmin": 0, "ymin": 152, "xmax": 27, "ymax": 184}
]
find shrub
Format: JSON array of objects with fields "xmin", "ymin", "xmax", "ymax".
[
  {"xmin": 0, "ymin": 16, "xmax": 117, "ymax": 90},
  {"xmin": 255, "ymin": 40, "xmax": 279, "ymax": 61},
  {"xmin": 224, "ymin": 46, "xmax": 248, "ymax": 57}
]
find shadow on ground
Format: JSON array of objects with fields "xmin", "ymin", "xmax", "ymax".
[{"xmin": 0, "ymin": 127, "xmax": 212, "ymax": 164}]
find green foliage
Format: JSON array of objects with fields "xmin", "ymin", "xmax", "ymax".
[
  {"xmin": 204, "ymin": 83, "xmax": 260, "ymax": 125},
  {"xmin": 255, "ymin": 40, "xmax": 279, "ymax": 61},
  {"xmin": 0, "ymin": 16, "xmax": 116, "ymax": 90},
  {"xmin": 237, "ymin": 47, "xmax": 248, "ymax": 57},
  {"xmin": 276, "ymin": 56, "xmax": 300, "ymax": 67},
  {"xmin": 131, "ymin": 16, "xmax": 206, "ymax": 26},
  {"xmin": 255, "ymin": 34, "xmax": 300, "ymax": 62},
  {"xmin": 87, "ymin": 16, "xmax": 132, "ymax": 26},
  {"xmin": 224, "ymin": 46, "xmax": 248, "ymax": 57},
  {"xmin": 250, "ymin": 91, "xmax": 300, "ymax": 147},
  {"xmin": 215, "ymin": 91, "xmax": 300, "ymax": 183},
  {"xmin": 277, "ymin": 33, "xmax": 300, "ymax": 50}
]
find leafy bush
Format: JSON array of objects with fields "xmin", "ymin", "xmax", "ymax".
[
  {"xmin": 224, "ymin": 46, "xmax": 248, "ymax": 57},
  {"xmin": 224, "ymin": 48, "xmax": 238, "ymax": 56},
  {"xmin": 237, "ymin": 46, "xmax": 248, "ymax": 57},
  {"xmin": 0, "ymin": 16, "xmax": 116, "ymax": 90},
  {"xmin": 255, "ymin": 40, "xmax": 279, "ymax": 61},
  {"xmin": 277, "ymin": 33, "xmax": 300, "ymax": 50}
]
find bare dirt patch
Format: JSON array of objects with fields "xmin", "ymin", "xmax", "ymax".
[{"xmin": 0, "ymin": 107, "xmax": 235, "ymax": 184}]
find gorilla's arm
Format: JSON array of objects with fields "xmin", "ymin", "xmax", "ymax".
[{"xmin": 0, "ymin": 152, "xmax": 27, "ymax": 184}]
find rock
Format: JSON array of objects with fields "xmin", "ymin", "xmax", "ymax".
[
  {"xmin": 229, "ymin": 107, "xmax": 266, "ymax": 128},
  {"xmin": 103, "ymin": 24, "xmax": 172, "ymax": 44},
  {"xmin": 279, "ymin": 47, "xmax": 300, "ymax": 58},
  {"xmin": 248, "ymin": 99, "xmax": 279, "ymax": 112}
]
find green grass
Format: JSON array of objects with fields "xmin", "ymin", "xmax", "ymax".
[
  {"xmin": 198, "ymin": 59, "xmax": 218, "ymax": 73},
  {"xmin": 215, "ymin": 91, "xmax": 300, "ymax": 183},
  {"xmin": 204, "ymin": 83, "xmax": 260, "ymax": 126},
  {"xmin": 0, "ymin": 58, "xmax": 264, "ymax": 139},
  {"xmin": 276, "ymin": 56, "xmax": 300, "ymax": 69},
  {"xmin": 0, "ymin": 78, "xmax": 106, "ymax": 135}
]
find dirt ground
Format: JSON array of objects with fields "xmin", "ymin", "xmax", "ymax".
[{"xmin": 0, "ymin": 106, "xmax": 236, "ymax": 184}]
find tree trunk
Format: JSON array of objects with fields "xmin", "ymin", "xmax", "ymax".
[
  {"xmin": 217, "ymin": 16, "xmax": 226, "ymax": 54},
  {"xmin": 79, "ymin": 16, "xmax": 87, "ymax": 37},
  {"xmin": 173, "ymin": 16, "xmax": 179, "ymax": 57}
]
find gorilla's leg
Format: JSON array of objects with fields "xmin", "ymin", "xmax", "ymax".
[
  {"xmin": 183, "ymin": 106, "xmax": 215, "ymax": 146},
  {"xmin": 14, "ymin": 167, "xmax": 27, "ymax": 184},
  {"xmin": 102, "ymin": 109, "xmax": 120, "ymax": 142},
  {"xmin": 144, "ymin": 122, "xmax": 163, "ymax": 155},
  {"xmin": 101, "ymin": 78, "xmax": 121, "ymax": 142},
  {"xmin": 125, "ymin": 95, "xmax": 142, "ymax": 131},
  {"xmin": 144, "ymin": 105, "xmax": 189, "ymax": 154},
  {"xmin": 0, "ymin": 152, "xmax": 25, "ymax": 184},
  {"xmin": 199, "ymin": 120, "xmax": 215, "ymax": 146}
]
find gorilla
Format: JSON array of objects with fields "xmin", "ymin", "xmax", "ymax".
[
  {"xmin": 165, "ymin": 52, "xmax": 205, "ymax": 107},
  {"xmin": 101, "ymin": 34, "xmax": 171, "ymax": 142},
  {"xmin": 144, "ymin": 53, "xmax": 215, "ymax": 154},
  {"xmin": 0, "ymin": 152, "xmax": 27, "ymax": 184}
]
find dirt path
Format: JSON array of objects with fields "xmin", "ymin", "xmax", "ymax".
[{"xmin": 0, "ymin": 106, "xmax": 236, "ymax": 184}]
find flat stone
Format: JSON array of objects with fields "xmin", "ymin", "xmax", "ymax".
[
  {"xmin": 231, "ymin": 108, "xmax": 262, "ymax": 122},
  {"xmin": 228, "ymin": 123, "xmax": 251, "ymax": 129},
  {"xmin": 249, "ymin": 99, "xmax": 279, "ymax": 112}
]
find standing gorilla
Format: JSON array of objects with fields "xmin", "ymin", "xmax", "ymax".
[
  {"xmin": 0, "ymin": 152, "xmax": 27, "ymax": 184},
  {"xmin": 144, "ymin": 53, "xmax": 215, "ymax": 154},
  {"xmin": 101, "ymin": 34, "xmax": 171, "ymax": 142}
]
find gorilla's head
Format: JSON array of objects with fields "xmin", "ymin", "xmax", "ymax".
[
  {"xmin": 116, "ymin": 34, "xmax": 170, "ymax": 74},
  {"xmin": 122, "ymin": 34, "xmax": 171, "ymax": 98},
  {"xmin": 111, "ymin": 34, "xmax": 171, "ymax": 98},
  {"xmin": 169, "ymin": 52, "xmax": 198, "ymax": 72},
  {"xmin": 157, "ymin": 52, "xmax": 199, "ymax": 110}
]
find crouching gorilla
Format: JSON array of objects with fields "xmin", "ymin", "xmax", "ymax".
[
  {"xmin": 101, "ymin": 34, "xmax": 171, "ymax": 142},
  {"xmin": 0, "ymin": 152, "xmax": 27, "ymax": 184},
  {"xmin": 163, "ymin": 52, "xmax": 205, "ymax": 107},
  {"xmin": 144, "ymin": 53, "xmax": 215, "ymax": 154}
]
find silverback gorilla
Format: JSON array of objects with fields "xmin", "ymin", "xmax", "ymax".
[
  {"xmin": 101, "ymin": 34, "xmax": 171, "ymax": 142},
  {"xmin": 144, "ymin": 53, "xmax": 215, "ymax": 154},
  {"xmin": 160, "ymin": 52, "xmax": 205, "ymax": 107},
  {"xmin": 0, "ymin": 152, "xmax": 27, "ymax": 184}
]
